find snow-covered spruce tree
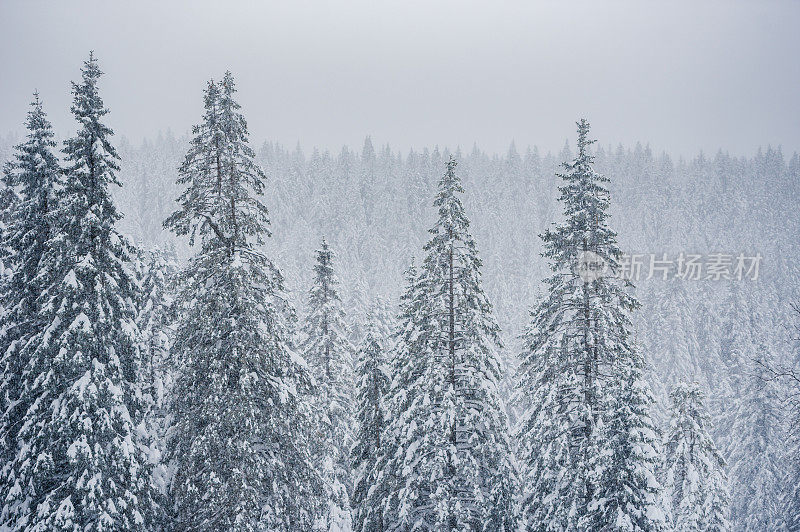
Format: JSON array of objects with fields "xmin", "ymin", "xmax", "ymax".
[
  {"xmin": 299, "ymin": 239, "xmax": 354, "ymax": 530},
  {"xmin": 381, "ymin": 158, "xmax": 517, "ymax": 530},
  {"xmin": 663, "ymin": 382, "xmax": 730, "ymax": 531},
  {"xmin": 369, "ymin": 297, "xmax": 396, "ymax": 343},
  {"xmin": 590, "ymin": 354, "xmax": 666, "ymax": 530},
  {"xmin": 713, "ymin": 284, "xmax": 784, "ymax": 531},
  {"xmin": 350, "ymin": 308, "xmax": 390, "ymax": 532},
  {"xmin": 0, "ymin": 93, "xmax": 62, "ymax": 527},
  {"xmin": 164, "ymin": 71, "xmax": 323, "ymax": 530},
  {"xmin": 134, "ymin": 247, "xmax": 177, "ymax": 408},
  {"xmin": 778, "ymin": 310, "xmax": 800, "ymax": 532},
  {"xmin": 369, "ymin": 260, "xmax": 424, "ymax": 529},
  {"xmin": 516, "ymin": 119, "xmax": 663, "ymax": 530},
  {"xmin": 133, "ymin": 246, "xmax": 178, "ymax": 501},
  {"xmin": 2, "ymin": 53, "xmax": 155, "ymax": 530},
  {"xmin": 782, "ymin": 375, "xmax": 800, "ymax": 531},
  {"xmin": 724, "ymin": 354, "xmax": 783, "ymax": 531}
]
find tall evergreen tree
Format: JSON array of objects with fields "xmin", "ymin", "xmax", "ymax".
[
  {"xmin": 779, "ymin": 354, "xmax": 800, "ymax": 531},
  {"xmin": 714, "ymin": 284, "xmax": 783, "ymax": 531},
  {"xmin": 134, "ymin": 247, "xmax": 177, "ymax": 413},
  {"xmin": 516, "ymin": 119, "xmax": 662, "ymax": 530},
  {"xmin": 2, "ymin": 53, "xmax": 155, "ymax": 530},
  {"xmin": 299, "ymin": 239, "xmax": 354, "ymax": 530},
  {"xmin": 0, "ymin": 92, "xmax": 62, "ymax": 527},
  {"xmin": 381, "ymin": 158, "xmax": 517, "ymax": 530},
  {"xmin": 164, "ymin": 71, "xmax": 322, "ymax": 530},
  {"xmin": 351, "ymin": 308, "xmax": 390, "ymax": 532},
  {"xmin": 724, "ymin": 355, "xmax": 782, "ymax": 531},
  {"xmin": 369, "ymin": 260, "xmax": 424, "ymax": 530},
  {"xmin": 663, "ymin": 382, "xmax": 730, "ymax": 531},
  {"xmin": 590, "ymin": 355, "xmax": 666, "ymax": 530},
  {"xmin": 133, "ymin": 247, "xmax": 178, "ymax": 502}
]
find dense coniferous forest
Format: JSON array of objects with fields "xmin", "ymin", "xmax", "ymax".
[{"xmin": 0, "ymin": 54, "xmax": 798, "ymax": 531}]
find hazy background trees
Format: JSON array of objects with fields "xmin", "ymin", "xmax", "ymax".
[{"xmin": 0, "ymin": 124, "xmax": 797, "ymax": 530}]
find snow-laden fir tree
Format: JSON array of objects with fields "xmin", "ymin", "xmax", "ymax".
[
  {"xmin": 663, "ymin": 382, "xmax": 730, "ymax": 531},
  {"xmin": 350, "ymin": 306, "xmax": 391, "ymax": 532},
  {"xmin": 134, "ymin": 247, "xmax": 177, "ymax": 410},
  {"xmin": 368, "ymin": 260, "xmax": 423, "ymax": 529},
  {"xmin": 369, "ymin": 297, "xmax": 396, "ymax": 342},
  {"xmin": 724, "ymin": 354, "xmax": 783, "ymax": 531},
  {"xmin": 0, "ymin": 92, "xmax": 62, "ymax": 527},
  {"xmin": 780, "ymin": 360, "xmax": 800, "ymax": 531},
  {"xmin": 515, "ymin": 119, "xmax": 662, "ymax": 530},
  {"xmin": 164, "ymin": 72, "xmax": 323, "ymax": 530},
  {"xmin": 713, "ymin": 284, "xmax": 784, "ymax": 531},
  {"xmin": 299, "ymin": 239, "xmax": 354, "ymax": 531},
  {"xmin": 590, "ymin": 353, "xmax": 666, "ymax": 530},
  {"xmin": 1, "ymin": 53, "xmax": 155, "ymax": 530},
  {"xmin": 133, "ymin": 246, "xmax": 178, "ymax": 501},
  {"xmin": 381, "ymin": 158, "xmax": 517, "ymax": 530}
]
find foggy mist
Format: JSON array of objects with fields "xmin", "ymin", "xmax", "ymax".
[{"xmin": 1, "ymin": 0, "xmax": 798, "ymax": 156}]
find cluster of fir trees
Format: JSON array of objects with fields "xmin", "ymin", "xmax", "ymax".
[
  {"xmin": 0, "ymin": 53, "xmax": 155, "ymax": 529},
  {"xmin": 102, "ymin": 124, "xmax": 800, "ymax": 532},
  {"xmin": 0, "ymin": 53, "xmax": 735, "ymax": 531},
  {"xmin": 110, "ymin": 124, "xmax": 800, "ymax": 532},
  {"xmin": 308, "ymin": 124, "xmax": 735, "ymax": 531}
]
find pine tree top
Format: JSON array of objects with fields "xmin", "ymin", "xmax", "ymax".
[
  {"xmin": 2, "ymin": 92, "xmax": 60, "ymax": 199},
  {"xmin": 543, "ymin": 119, "xmax": 622, "ymax": 274},
  {"xmin": 670, "ymin": 381, "xmax": 709, "ymax": 422},
  {"xmin": 63, "ymin": 51, "xmax": 120, "ymax": 183},
  {"xmin": 311, "ymin": 238, "xmax": 339, "ymax": 295},
  {"xmin": 0, "ymin": 92, "xmax": 62, "ymax": 321},
  {"xmin": 304, "ymin": 238, "xmax": 347, "ymax": 325},
  {"xmin": 427, "ymin": 156, "xmax": 469, "ymax": 244},
  {"xmin": 165, "ymin": 71, "xmax": 269, "ymax": 254}
]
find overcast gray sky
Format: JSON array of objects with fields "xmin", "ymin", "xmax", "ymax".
[{"xmin": 1, "ymin": 0, "xmax": 798, "ymax": 157}]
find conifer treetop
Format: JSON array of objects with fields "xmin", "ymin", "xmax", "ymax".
[
  {"xmin": 543, "ymin": 118, "xmax": 622, "ymax": 276},
  {"xmin": 63, "ymin": 51, "xmax": 121, "ymax": 188},
  {"xmin": 309, "ymin": 238, "xmax": 341, "ymax": 302},
  {"xmin": 165, "ymin": 71, "xmax": 269, "ymax": 253},
  {"xmin": 2, "ymin": 91, "xmax": 60, "ymax": 231},
  {"xmin": 4, "ymin": 91, "xmax": 58, "ymax": 176},
  {"xmin": 429, "ymin": 156, "xmax": 468, "ymax": 240}
]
